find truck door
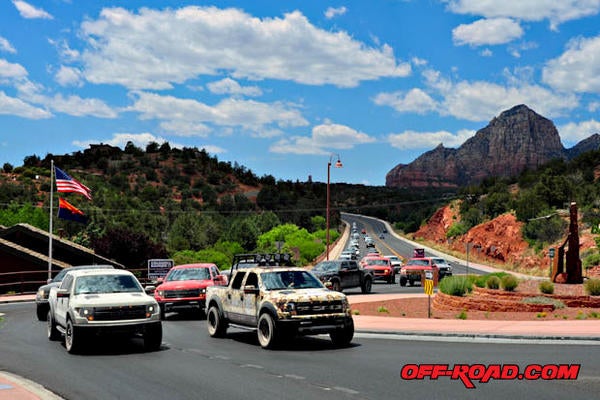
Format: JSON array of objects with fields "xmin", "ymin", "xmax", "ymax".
[
  {"xmin": 226, "ymin": 271, "xmax": 246, "ymax": 324},
  {"xmin": 346, "ymin": 261, "xmax": 360, "ymax": 287},
  {"xmin": 56, "ymin": 274, "xmax": 74, "ymax": 327},
  {"xmin": 241, "ymin": 272, "xmax": 259, "ymax": 325}
]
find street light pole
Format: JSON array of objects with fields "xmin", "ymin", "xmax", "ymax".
[{"xmin": 326, "ymin": 154, "xmax": 342, "ymax": 260}]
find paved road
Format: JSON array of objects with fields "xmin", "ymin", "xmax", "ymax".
[{"xmin": 1, "ymin": 302, "xmax": 599, "ymax": 400}]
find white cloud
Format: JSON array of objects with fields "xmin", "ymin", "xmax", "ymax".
[
  {"xmin": 388, "ymin": 129, "xmax": 475, "ymax": 149},
  {"xmin": 12, "ymin": 0, "xmax": 53, "ymax": 20},
  {"xmin": 0, "ymin": 91, "xmax": 51, "ymax": 119},
  {"xmin": 17, "ymin": 82, "xmax": 118, "ymax": 118},
  {"xmin": 207, "ymin": 78, "xmax": 263, "ymax": 97},
  {"xmin": 0, "ymin": 37, "xmax": 16, "ymax": 54},
  {"xmin": 445, "ymin": 0, "xmax": 600, "ymax": 30},
  {"xmin": 325, "ymin": 6, "xmax": 347, "ymax": 19},
  {"xmin": 543, "ymin": 35, "xmax": 600, "ymax": 94},
  {"xmin": 54, "ymin": 66, "xmax": 83, "ymax": 87},
  {"xmin": 589, "ymin": 101, "xmax": 600, "ymax": 112},
  {"xmin": 453, "ymin": 18, "xmax": 523, "ymax": 46},
  {"xmin": 558, "ymin": 119, "xmax": 600, "ymax": 143},
  {"xmin": 480, "ymin": 48, "xmax": 493, "ymax": 57},
  {"xmin": 270, "ymin": 122, "xmax": 375, "ymax": 155},
  {"xmin": 79, "ymin": 7, "xmax": 410, "ymax": 90},
  {"xmin": 159, "ymin": 120, "xmax": 212, "ymax": 137},
  {"xmin": 129, "ymin": 91, "xmax": 308, "ymax": 133},
  {"xmin": 372, "ymin": 88, "xmax": 438, "ymax": 114},
  {"xmin": 0, "ymin": 59, "xmax": 28, "ymax": 79}
]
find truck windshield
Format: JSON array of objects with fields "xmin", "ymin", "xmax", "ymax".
[
  {"xmin": 261, "ymin": 271, "xmax": 323, "ymax": 290},
  {"xmin": 166, "ymin": 268, "xmax": 210, "ymax": 281},
  {"xmin": 74, "ymin": 275, "xmax": 142, "ymax": 295},
  {"xmin": 312, "ymin": 262, "xmax": 339, "ymax": 273}
]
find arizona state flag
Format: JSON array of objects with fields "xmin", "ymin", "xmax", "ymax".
[{"xmin": 58, "ymin": 197, "xmax": 88, "ymax": 224}]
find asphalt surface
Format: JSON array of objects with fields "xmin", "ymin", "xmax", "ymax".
[{"xmin": 1, "ymin": 214, "xmax": 599, "ymax": 399}]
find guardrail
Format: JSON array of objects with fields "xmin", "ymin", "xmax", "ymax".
[{"xmin": 0, "ymin": 268, "xmax": 154, "ymax": 295}]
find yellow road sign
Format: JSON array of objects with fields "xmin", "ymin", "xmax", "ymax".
[{"xmin": 424, "ymin": 279, "xmax": 434, "ymax": 295}]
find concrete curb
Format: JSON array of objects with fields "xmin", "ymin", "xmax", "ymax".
[{"xmin": 0, "ymin": 371, "xmax": 64, "ymax": 400}]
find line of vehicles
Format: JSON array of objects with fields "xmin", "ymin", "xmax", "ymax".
[{"xmin": 36, "ymin": 223, "xmax": 453, "ymax": 354}]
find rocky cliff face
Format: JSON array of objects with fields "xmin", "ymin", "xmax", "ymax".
[{"xmin": 386, "ymin": 105, "xmax": 599, "ymax": 188}]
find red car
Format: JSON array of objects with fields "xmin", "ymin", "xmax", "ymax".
[
  {"xmin": 360, "ymin": 256, "xmax": 395, "ymax": 283},
  {"xmin": 154, "ymin": 263, "xmax": 226, "ymax": 318}
]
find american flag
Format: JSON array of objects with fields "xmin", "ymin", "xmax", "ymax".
[{"xmin": 55, "ymin": 167, "xmax": 92, "ymax": 200}]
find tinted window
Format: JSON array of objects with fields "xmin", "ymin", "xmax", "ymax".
[
  {"xmin": 60, "ymin": 274, "xmax": 74, "ymax": 291},
  {"xmin": 261, "ymin": 271, "xmax": 323, "ymax": 290},
  {"xmin": 245, "ymin": 272, "xmax": 258, "ymax": 287},
  {"xmin": 231, "ymin": 272, "xmax": 246, "ymax": 289}
]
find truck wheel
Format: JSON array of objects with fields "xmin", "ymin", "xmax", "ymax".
[
  {"xmin": 47, "ymin": 311, "xmax": 60, "ymax": 341},
  {"xmin": 37, "ymin": 304, "xmax": 48, "ymax": 321},
  {"xmin": 408, "ymin": 279, "xmax": 414, "ymax": 286},
  {"xmin": 388, "ymin": 274, "xmax": 395, "ymax": 284},
  {"xmin": 207, "ymin": 305, "xmax": 227, "ymax": 338},
  {"xmin": 331, "ymin": 280, "xmax": 342, "ymax": 292},
  {"xmin": 400, "ymin": 277, "xmax": 407, "ymax": 287},
  {"xmin": 361, "ymin": 277, "xmax": 372, "ymax": 294},
  {"xmin": 65, "ymin": 318, "xmax": 84, "ymax": 354},
  {"xmin": 159, "ymin": 304, "xmax": 166, "ymax": 320},
  {"xmin": 330, "ymin": 319, "xmax": 354, "ymax": 347},
  {"xmin": 143, "ymin": 323, "xmax": 162, "ymax": 351},
  {"xmin": 257, "ymin": 312, "xmax": 280, "ymax": 349}
]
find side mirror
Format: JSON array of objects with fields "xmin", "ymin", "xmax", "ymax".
[
  {"xmin": 47, "ymin": 278, "xmax": 53, "ymax": 284},
  {"xmin": 324, "ymin": 281, "xmax": 333, "ymax": 290},
  {"xmin": 243, "ymin": 285, "xmax": 259, "ymax": 294},
  {"xmin": 144, "ymin": 285, "xmax": 156, "ymax": 295}
]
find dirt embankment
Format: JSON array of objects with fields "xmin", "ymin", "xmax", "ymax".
[{"xmin": 412, "ymin": 202, "xmax": 599, "ymax": 277}]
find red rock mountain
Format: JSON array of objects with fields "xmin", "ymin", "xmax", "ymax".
[{"xmin": 386, "ymin": 104, "xmax": 600, "ymax": 188}]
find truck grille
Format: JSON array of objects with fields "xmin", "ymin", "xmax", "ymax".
[
  {"xmin": 93, "ymin": 305, "xmax": 147, "ymax": 321},
  {"xmin": 295, "ymin": 300, "xmax": 344, "ymax": 315},
  {"xmin": 163, "ymin": 289, "xmax": 200, "ymax": 299}
]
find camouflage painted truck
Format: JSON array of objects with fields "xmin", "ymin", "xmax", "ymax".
[{"xmin": 205, "ymin": 263, "xmax": 354, "ymax": 349}]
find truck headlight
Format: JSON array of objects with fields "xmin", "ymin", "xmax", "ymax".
[
  {"xmin": 147, "ymin": 304, "xmax": 159, "ymax": 317},
  {"xmin": 76, "ymin": 307, "xmax": 94, "ymax": 321},
  {"xmin": 36, "ymin": 289, "xmax": 47, "ymax": 299},
  {"xmin": 157, "ymin": 290, "xmax": 164, "ymax": 297}
]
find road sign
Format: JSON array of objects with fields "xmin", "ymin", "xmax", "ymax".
[
  {"xmin": 423, "ymin": 279, "xmax": 434, "ymax": 295},
  {"xmin": 549, "ymin": 248, "xmax": 555, "ymax": 258},
  {"xmin": 147, "ymin": 259, "xmax": 174, "ymax": 280}
]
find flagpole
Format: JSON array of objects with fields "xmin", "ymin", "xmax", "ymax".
[{"xmin": 48, "ymin": 159, "xmax": 54, "ymax": 281}]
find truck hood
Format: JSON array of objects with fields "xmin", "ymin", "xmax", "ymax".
[
  {"xmin": 73, "ymin": 292, "xmax": 156, "ymax": 307},
  {"xmin": 156, "ymin": 280, "xmax": 213, "ymax": 291},
  {"xmin": 272, "ymin": 288, "xmax": 346, "ymax": 302}
]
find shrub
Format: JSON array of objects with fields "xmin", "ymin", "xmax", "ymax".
[
  {"xmin": 584, "ymin": 278, "xmax": 600, "ymax": 296},
  {"xmin": 439, "ymin": 275, "xmax": 472, "ymax": 297},
  {"xmin": 456, "ymin": 310, "xmax": 468, "ymax": 319},
  {"xmin": 474, "ymin": 272, "xmax": 507, "ymax": 288},
  {"xmin": 501, "ymin": 275, "xmax": 519, "ymax": 291},
  {"xmin": 377, "ymin": 306, "xmax": 389, "ymax": 314},
  {"xmin": 538, "ymin": 280, "xmax": 554, "ymax": 294},
  {"xmin": 522, "ymin": 296, "xmax": 565, "ymax": 309},
  {"xmin": 486, "ymin": 275, "xmax": 501, "ymax": 290}
]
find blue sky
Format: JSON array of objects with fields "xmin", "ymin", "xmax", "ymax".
[{"xmin": 1, "ymin": 1, "xmax": 600, "ymax": 186}]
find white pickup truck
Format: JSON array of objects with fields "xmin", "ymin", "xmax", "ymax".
[{"xmin": 47, "ymin": 268, "xmax": 162, "ymax": 354}]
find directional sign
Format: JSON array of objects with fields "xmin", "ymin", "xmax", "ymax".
[{"xmin": 424, "ymin": 279, "xmax": 434, "ymax": 295}]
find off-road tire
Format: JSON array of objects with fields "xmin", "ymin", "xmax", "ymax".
[
  {"xmin": 207, "ymin": 305, "xmax": 227, "ymax": 338},
  {"xmin": 143, "ymin": 322, "xmax": 162, "ymax": 351},
  {"xmin": 37, "ymin": 304, "xmax": 48, "ymax": 321},
  {"xmin": 360, "ymin": 277, "xmax": 372, "ymax": 294},
  {"xmin": 330, "ymin": 319, "xmax": 354, "ymax": 347},
  {"xmin": 257, "ymin": 312, "xmax": 280, "ymax": 349},
  {"xmin": 331, "ymin": 280, "xmax": 342, "ymax": 292},
  {"xmin": 65, "ymin": 318, "xmax": 84, "ymax": 354},
  {"xmin": 47, "ymin": 311, "xmax": 60, "ymax": 341},
  {"xmin": 400, "ymin": 277, "xmax": 407, "ymax": 287}
]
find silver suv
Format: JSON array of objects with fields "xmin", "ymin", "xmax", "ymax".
[{"xmin": 47, "ymin": 269, "xmax": 162, "ymax": 354}]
